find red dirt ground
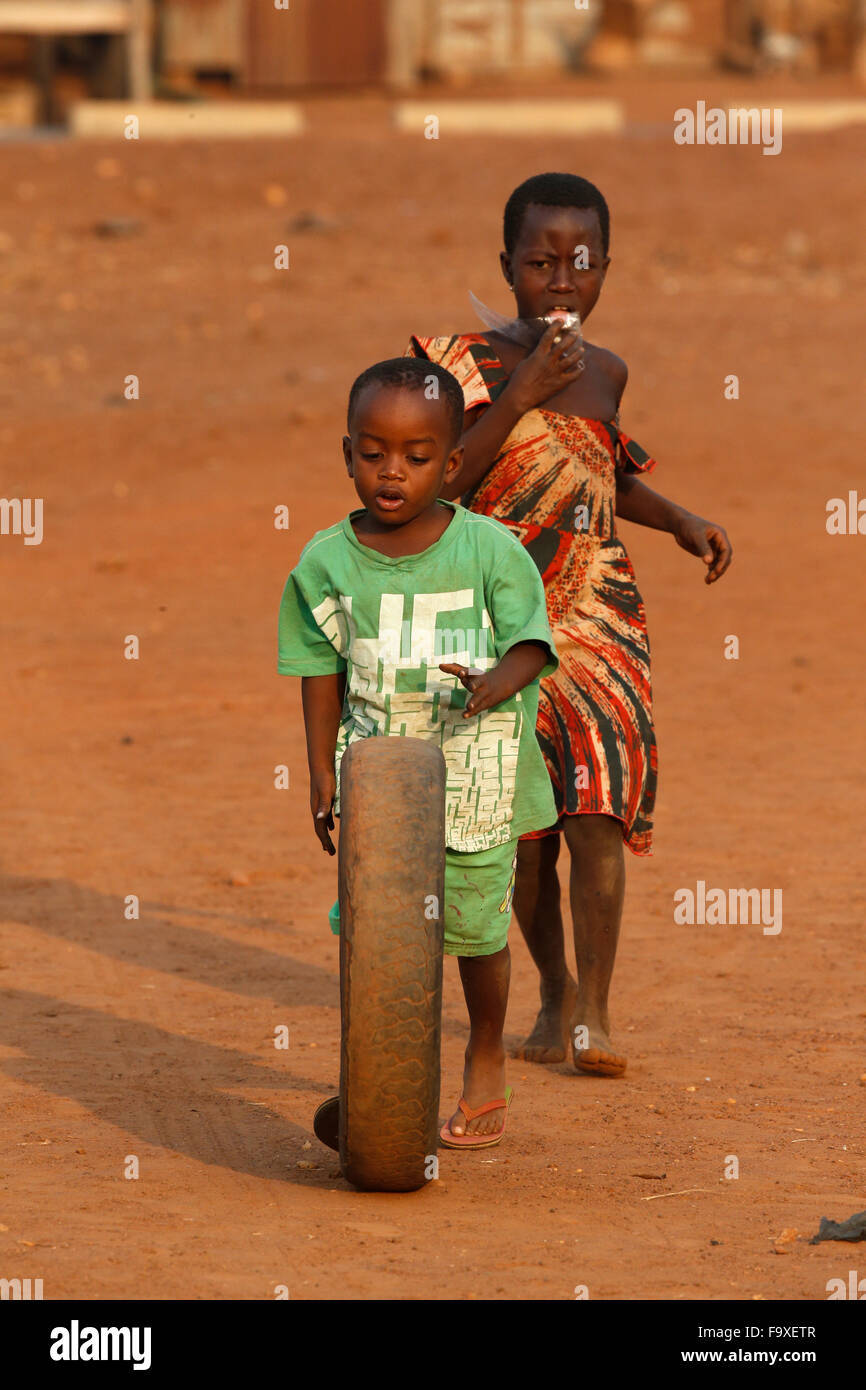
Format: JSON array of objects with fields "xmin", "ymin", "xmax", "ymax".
[{"xmin": 1, "ymin": 74, "xmax": 865, "ymax": 1301}]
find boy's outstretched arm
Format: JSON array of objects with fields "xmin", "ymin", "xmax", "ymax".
[
  {"xmin": 615, "ymin": 473, "xmax": 733, "ymax": 584},
  {"xmin": 440, "ymin": 640, "xmax": 550, "ymax": 719},
  {"xmin": 301, "ymin": 672, "xmax": 346, "ymax": 854}
]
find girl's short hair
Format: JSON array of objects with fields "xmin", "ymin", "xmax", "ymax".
[{"xmin": 504, "ymin": 172, "xmax": 610, "ymax": 256}]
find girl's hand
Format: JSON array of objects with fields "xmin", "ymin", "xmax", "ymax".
[
  {"xmin": 674, "ymin": 513, "xmax": 733, "ymax": 584},
  {"xmin": 507, "ymin": 321, "xmax": 585, "ymax": 414},
  {"xmin": 439, "ymin": 663, "xmax": 509, "ymax": 718},
  {"xmin": 310, "ymin": 769, "xmax": 337, "ymax": 854}
]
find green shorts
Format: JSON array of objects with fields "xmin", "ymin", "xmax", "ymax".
[{"xmin": 327, "ymin": 835, "xmax": 518, "ymax": 958}]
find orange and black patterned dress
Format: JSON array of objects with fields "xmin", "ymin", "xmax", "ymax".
[{"xmin": 408, "ymin": 333, "xmax": 658, "ymax": 855}]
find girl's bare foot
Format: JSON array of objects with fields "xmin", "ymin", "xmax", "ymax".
[
  {"xmin": 513, "ymin": 975, "xmax": 579, "ymax": 1063},
  {"xmin": 571, "ymin": 1013, "xmax": 627, "ymax": 1077}
]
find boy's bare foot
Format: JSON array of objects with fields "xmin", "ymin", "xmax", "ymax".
[
  {"xmin": 571, "ymin": 1018, "xmax": 627, "ymax": 1077},
  {"xmin": 513, "ymin": 975, "xmax": 579, "ymax": 1063},
  {"xmin": 446, "ymin": 1045, "xmax": 507, "ymax": 1137}
]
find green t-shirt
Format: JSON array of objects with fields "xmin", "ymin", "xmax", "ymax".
[{"xmin": 278, "ymin": 502, "xmax": 558, "ymax": 853}]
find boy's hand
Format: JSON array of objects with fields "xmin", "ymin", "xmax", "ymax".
[
  {"xmin": 507, "ymin": 320, "xmax": 585, "ymax": 414},
  {"xmin": 439, "ymin": 663, "xmax": 511, "ymax": 718},
  {"xmin": 310, "ymin": 769, "xmax": 337, "ymax": 854},
  {"xmin": 674, "ymin": 513, "xmax": 733, "ymax": 584},
  {"xmin": 301, "ymin": 674, "xmax": 343, "ymax": 853},
  {"xmin": 441, "ymin": 642, "xmax": 549, "ymax": 717}
]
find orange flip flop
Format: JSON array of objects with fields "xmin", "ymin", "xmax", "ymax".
[{"xmin": 439, "ymin": 1087, "xmax": 514, "ymax": 1150}]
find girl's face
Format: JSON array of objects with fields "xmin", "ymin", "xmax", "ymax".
[{"xmin": 501, "ymin": 203, "xmax": 610, "ymax": 328}]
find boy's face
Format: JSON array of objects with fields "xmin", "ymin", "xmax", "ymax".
[
  {"xmin": 343, "ymin": 385, "xmax": 463, "ymax": 526},
  {"xmin": 501, "ymin": 203, "xmax": 610, "ymax": 327}
]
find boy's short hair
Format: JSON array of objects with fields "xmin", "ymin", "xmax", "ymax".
[
  {"xmin": 347, "ymin": 358, "xmax": 464, "ymax": 447},
  {"xmin": 504, "ymin": 172, "xmax": 610, "ymax": 257}
]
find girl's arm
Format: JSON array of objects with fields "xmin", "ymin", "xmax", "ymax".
[
  {"xmin": 615, "ymin": 473, "xmax": 733, "ymax": 584},
  {"xmin": 440, "ymin": 324, "xmax": 584, "ymax": 500},
  {"xmin": 440, "ymin": 390, "xmax": 525, "ymax": 501},
  {"xmin": 301, "ymin": 671, "xmax": 346, "ymax": 854},
  {"xmin": 615, "ymin": 472, "xmax": 684, "ymax": 532}
]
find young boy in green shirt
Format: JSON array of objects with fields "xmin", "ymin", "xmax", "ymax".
[{"xmin": 277, "ymin": 357, "xmax": 557, "ymax": 1147}]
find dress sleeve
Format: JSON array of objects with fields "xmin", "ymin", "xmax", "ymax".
[
  {"xmin": 405, "ymin": 334, "xmax": 495, "ymax": 413},
  {"xmin": 277, "ymin": 568, "xmax": 347, "ymax": 677},
  {"xmin": 614, "ymin": 427, "xmax": 657, "ymax": 476}
]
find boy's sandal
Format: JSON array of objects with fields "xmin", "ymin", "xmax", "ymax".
[
  {"xmin": 318, "ymin": 1087, "xmax": 516, "ymax": 1154},
  {"xmin": 312, "ymin": 1095, "xmax": 340, "ymax": 1151},
  {"xmin": 439, "ymin": 1086, "xmax": 514, "ymax": 1150}
]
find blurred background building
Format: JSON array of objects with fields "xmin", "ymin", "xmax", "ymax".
[{"xmin": 1, "ymin": 0, "xmax": 864, "ymax": 128}]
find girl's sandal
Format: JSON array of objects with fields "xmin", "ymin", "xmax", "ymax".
[{"xmin": 439, "ymin": 1086, "xmax": 514, "ymax": 1150}]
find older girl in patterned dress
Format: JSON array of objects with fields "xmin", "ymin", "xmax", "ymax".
[{"xmin": 408, "ymin": 173, "xmax": 731, "ymax": 1086}]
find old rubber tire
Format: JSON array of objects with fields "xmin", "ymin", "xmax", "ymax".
[{"xmin": 338, "ymin": 737, "xmax": 446, "ymax": 1193}]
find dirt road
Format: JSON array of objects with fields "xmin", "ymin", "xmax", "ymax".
[{"xmin": 2, "ymin": 75, "xmax": 865, "ymax": 1299}]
